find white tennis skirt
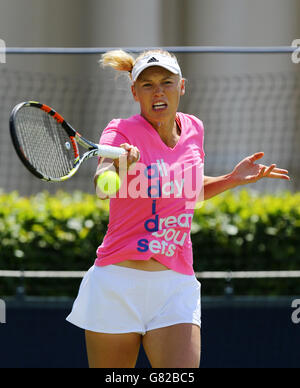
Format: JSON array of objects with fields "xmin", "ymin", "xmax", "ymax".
[{"xmin": 66, "ymin": 264, "xmax": 201, "ymax": 335}]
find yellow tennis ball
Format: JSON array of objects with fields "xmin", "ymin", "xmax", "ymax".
[{"xmin": 97, "ymin": 171, "xmax": 121, "ymax": 195}]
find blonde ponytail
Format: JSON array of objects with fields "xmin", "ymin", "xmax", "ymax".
[
  {"xmin": 100, "ymin": 49, "xmax": 178, "ymax": 80},
  {"xmin": 100, "ymin": 50, "xmax": 135, "ymax": 77}
]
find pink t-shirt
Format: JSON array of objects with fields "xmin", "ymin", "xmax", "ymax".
[{"xmin": 94, "ymin": 113, "xmax": 205, "ymax": 275}]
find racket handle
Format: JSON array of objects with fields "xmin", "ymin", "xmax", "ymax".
[{"xmin": 97, "ymin": 144, "xmax": 127, "ymax": 159}]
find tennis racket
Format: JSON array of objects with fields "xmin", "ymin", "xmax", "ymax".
[{"xmin": 9, "ymin": 101, "xmax": 126, "ymax": 182}]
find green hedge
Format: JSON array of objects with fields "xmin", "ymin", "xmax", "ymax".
[
  {"xmin": 193, "ymin": 190, "xmax": 300, "ymax": 271},
  {"xmin": 0, "ymin": 190, "xmax": 299, "ymax": 297}
]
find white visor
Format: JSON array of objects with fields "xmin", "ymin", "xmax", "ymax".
[{"xmin": 131, "ymin": 53, "xmax": 182, "ymax": 82}]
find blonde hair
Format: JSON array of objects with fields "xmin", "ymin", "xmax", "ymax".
[{"xmin": 100, "ymin": 49, "xmax": 177, "ymax": 80}]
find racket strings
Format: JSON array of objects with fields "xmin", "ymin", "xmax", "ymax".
[{"xmin": 14, "ymin": 107, "xmax": 75, "ymax": 178}]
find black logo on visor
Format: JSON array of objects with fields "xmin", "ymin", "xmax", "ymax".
[{"xmin": 147, "ymin": 57, "xmax": 159, "ymax": 63}]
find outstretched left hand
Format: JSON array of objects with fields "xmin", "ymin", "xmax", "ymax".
[{"xmin": 230, "ymin": 152, "xmax": 290, "ymax": 187}]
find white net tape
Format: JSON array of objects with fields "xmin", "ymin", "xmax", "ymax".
[{"xmin": 1, "ymin": 270, "xmax": 300, "ymax": 280}]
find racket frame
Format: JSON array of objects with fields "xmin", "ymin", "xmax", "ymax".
[{"xmin": 9, "ymin": 101, "xmax": 126, "ymax": 182}]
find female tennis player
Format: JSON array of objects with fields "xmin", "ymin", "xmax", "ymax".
[{"xmin": 66, "ymin": 49, "xmax": 290, "ymax": 368}]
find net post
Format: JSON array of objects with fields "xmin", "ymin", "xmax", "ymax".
[
  {"xmin": 15, "ymin": 269, "xmax": 26, "ymax": 301},
  {"xmin": 224, "ymin": 271, "xmax": 234, "ymax": 297}
]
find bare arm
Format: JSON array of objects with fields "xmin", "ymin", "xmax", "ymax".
[
  {"xmin": 203, "ymin": 152, "xmax": 290, "ymax": 201},
  {"xmin": 203, "ymin": 174, "xmax": 235, "ymax": 201}
]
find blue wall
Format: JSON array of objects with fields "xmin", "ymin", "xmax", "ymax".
[{"xmin": 0, "ymin": 297, "xmax": 299, "ymax": 368}]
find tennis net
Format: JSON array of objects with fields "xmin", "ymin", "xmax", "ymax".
[
  {"xmin": 0, "ymin": 46, "xmax": 299, "ymax": 195},
  {"xmin": 1, "ymin": 270, "xmax": 300, "ymax": 298}
]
